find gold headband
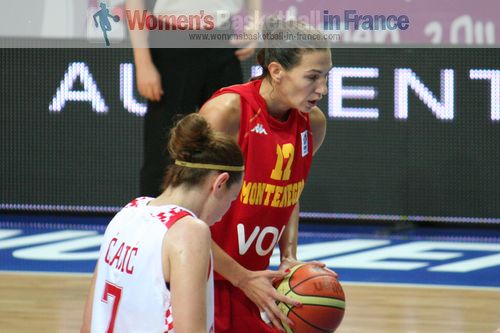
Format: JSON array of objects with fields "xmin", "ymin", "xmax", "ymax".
[{"xmin": 175, "ymin": 160, "xmax": 244, "ymax": 172}]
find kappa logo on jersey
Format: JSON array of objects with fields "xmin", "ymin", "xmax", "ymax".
[{"xmin": 251, "ymin": 123, "xmax": 268, "ymax": 135}]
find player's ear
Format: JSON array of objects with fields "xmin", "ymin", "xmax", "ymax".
[
  {"xmin": 212, "ymin": 172, "xmax": 230, "ymax": 197},
  {"xmin": 268, "ymin": 62, "xmax": 283, "ymax": 83}
]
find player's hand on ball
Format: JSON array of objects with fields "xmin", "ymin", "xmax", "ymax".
[
  {"xmin": 308, "ymin": 260, "xmax": 338, "ymax": 277},
  {"xmin": 279, "ymin": 258, "xmax": 338, "ymax": 278},
  {"xmin": 237, "ymin": 269, "xmax": 301, "ymax": 331},
  {"xmin": 274, "ymin": 264, "xmax": 345, "ymax": 332},
  {"xmin": 278, "ymin": 257, "xmax": 301, "ymax": 272}
]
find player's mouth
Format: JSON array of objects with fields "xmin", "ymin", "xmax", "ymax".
[{"xmin": 307, "ymin": 100, "xmax": 318, "ymax": 107}]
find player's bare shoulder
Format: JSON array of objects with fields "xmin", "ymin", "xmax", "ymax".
[
  {"xmin": 309, "ymin": 106, "xmax": 327, "ymax": 128},
  {"xmin": 199, "ymin": 93, "xmax": 241, "ymax": 138},
  {"xmin": 169, "ymin": 215, "xmax": 210, "ymax": 239},
  {"xmin": 164, "ymin": 215, "xmax": 211, "ymax": 255}
]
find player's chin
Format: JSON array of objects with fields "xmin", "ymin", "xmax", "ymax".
[{"xmin": 300, "ymin": 101, "xmax": 317, "ymax": 113}]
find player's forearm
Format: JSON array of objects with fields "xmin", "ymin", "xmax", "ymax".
[
  {"xmin": 211, "ymin": 240, "xmax": 250, "ymax": 287},
  {"xmin": 279, "ymin": 203, "xmax": 300, "ymax": 262},
  {"xmin": 244, "ymin": 0, "xmax": 261, "ymax": 33},
  {"xmin": 170, "ymin": 238, "xmax": 210, "ymax": 333},
  {"xmin": 81, "ymin": 266, "xmax": 98, "ymax": 333},
  {"xmin": 132, "ymin": 48, "xmax": 154, "ymax": 69},
  {"xmin": 245, "ymin": 0, "xmax": 261, "ymax": 17}
]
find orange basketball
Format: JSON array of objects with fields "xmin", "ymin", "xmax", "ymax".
[{"xmin": 274, "ymin": 263, "xmax": 345, "ymax": 333}]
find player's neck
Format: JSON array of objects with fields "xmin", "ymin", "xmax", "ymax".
[
  {"xmin": 149, "ymin": 186, "xmax": 205, "ymax": 217},
  {"xmin": 260, "ymin": 79, "xmax": 291, "ymax": 122}
]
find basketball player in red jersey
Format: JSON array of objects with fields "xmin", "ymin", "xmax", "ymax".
[{"xmin": 199, "ymin": 19, "xmax": 336, "ymax": 332}]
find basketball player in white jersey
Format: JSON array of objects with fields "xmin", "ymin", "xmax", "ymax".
[{"xmin": 81, "ymin": 113, "xmax": 244, "ymax": 333}]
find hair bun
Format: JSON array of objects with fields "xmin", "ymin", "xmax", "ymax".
[{"xmin": 168, "ymin": 113, "xmax": 213, "ymax": 161}]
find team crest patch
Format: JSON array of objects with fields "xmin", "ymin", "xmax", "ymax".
[{"xmin": 301, "ymin": 130, "xmax": 308, "ymax": 156}]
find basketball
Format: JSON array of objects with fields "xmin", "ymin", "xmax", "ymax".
[
  {"xmin": 112, "ymin": 15, "xmax": 120, "ymax": 22},
  {"xmin": 274, "ymin": 263, "xmax": 345, "ymax": 333}
]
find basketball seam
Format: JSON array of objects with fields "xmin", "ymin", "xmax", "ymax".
[
  {"xmin": 289, "ymin": 273, "xmax": 336, "ymax": 290},
  {"xmin": 284, "ymin": 290, "xmax": 345, "ymax": 311},
  {"xmin": 288, "ymin": 307, "xmax": 332, "ymax": 333},
  {"xmin": 286, "ymin": 274, "xmax": 344, "ymax": 302},
  {"xmin": 291, "ymin": 299, "xmax": 345, "ymax": 310}
]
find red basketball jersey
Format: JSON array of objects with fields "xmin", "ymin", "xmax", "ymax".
[{"xmin": 209, "ymin": 79, "xmax": 313, "ymax": 277}]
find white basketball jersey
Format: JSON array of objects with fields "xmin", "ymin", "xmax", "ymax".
[{"xmin": 91, "ymin": 197, "xmax": 215, "ymax": 333}]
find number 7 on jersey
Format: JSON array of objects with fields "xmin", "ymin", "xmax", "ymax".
[{"xmin": 102, "ymin": 281, "xmax": 123, "ymax": 333}]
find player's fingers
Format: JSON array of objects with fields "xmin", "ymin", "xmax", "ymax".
[
  {"xmin": 267, "ymin": 301, "xmax": 295, "ymax": 330},
  {"xmin": 150, "ymin": 83, "xmax": 163, "ymax": 102},
  {"xmin": 271, "ymin": 275, "xmax": 283, "ymax": 285},
  {"xmin": 259, "ymin": 310, "xmax": 272, "ymax": 325},
  {"xmin": 309, "ymin": 261, "xmax": 338, "ymax": 277},
  {"xmin": 265, "ymin": 269, "xmax": 289, "ymax": 279},
  {"xmin": 267, "ymin": 268, "xmax": 290, "ymax": 283},
  {"xmin": 262, "ymin": 270, "xmax": 281, "ymax": 281},
  {"xmin": 137, "ymin": 84, "xmax": 147, "ymax": 99},
  {"xmin": 144, "ymin": 85, "xmax": 155, "ymax": 101},
  {"xmin": 309, "ymin": 260, "xmax": 326, "ymax": 267},
  {"xmin": 138, "ymin": 82, "xmax": 153, "ymax": 100},
  {"xmin": 141, "ymin": 86, "xmax": 151, "ymax": 100},
  {"xmin": 152, "ymin": 84, "xmax": 162, "ymax": 102},
  {"xmin": 270, "ymin": 316, "xmax": 285, "ymax": 332},
  {"xmin": 153, "ymin": 74, "xmax": 164, "ymax": 96},
  {"xmin": 271, "ymin": 267, "xmax": 291, "ymax": 285},
  {"xmin": 325, "ymin": 268, "xmax": 338, "ymax": 277},
  {"xmin": 262, "ymin": 305, "xmax": 285, "ymax": 332},
  {"xmin": 274, "ymin": 290, "xmax": 302, "ymax": 308}
]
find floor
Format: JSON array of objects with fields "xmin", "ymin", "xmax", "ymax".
[{"xmin": 0, "ymin": 213, "xmax": 499, "ymax": 332}]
